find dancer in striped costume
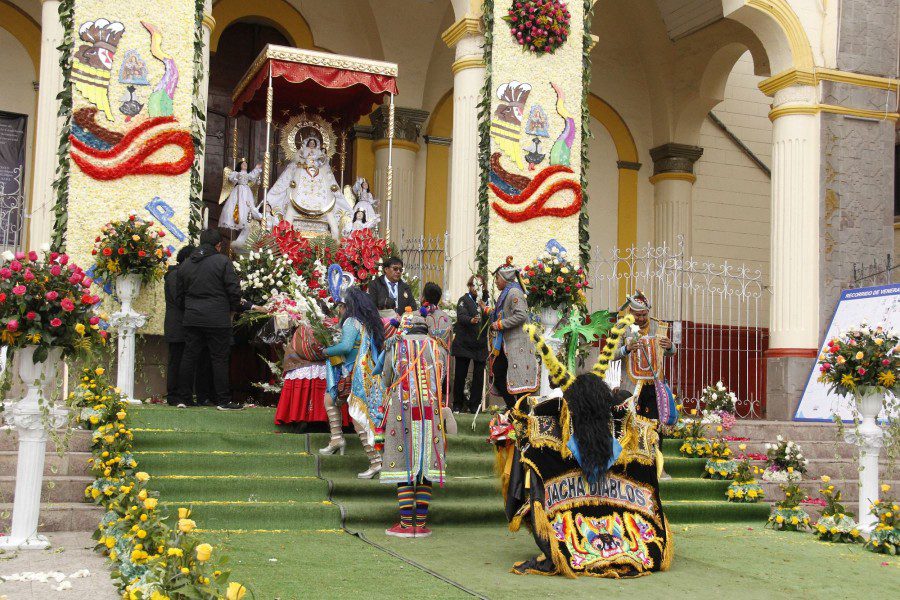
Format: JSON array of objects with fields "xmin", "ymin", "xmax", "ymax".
[{"xmin": 377, "ymin": 313, "xmax": 446, "ymax": 538}]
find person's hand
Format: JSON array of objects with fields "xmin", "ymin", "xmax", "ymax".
[
  {"xmin": 659, "ymin": 337, "xmax": 672, "ymax": 349},
  {"xmin": 491, "ymin": 321, "xmax": 501, "ymax": 331},
  {"xmin": 254, "ymin": 163, "xmax": 262, "ymax": 170},
  {"xmin": 625, "ymin": 340, "xmax": 640, "ymax": 353}
]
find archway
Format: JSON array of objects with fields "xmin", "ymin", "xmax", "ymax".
[
  {"xmin": 0, "ymin": 0, "xmax": 39, "ymax": 74},
  {"xmin": 211, "ymin": 0, "xmax": 316, "ymax": 53}
]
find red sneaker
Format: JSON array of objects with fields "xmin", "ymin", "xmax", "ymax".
[
  {"xmin": 385, "ymin": 523, "xmax": 416, "ymax": 538},
  {"xmin": 413, "ymin": 525, "xmax": 432, "ymax": 538}
]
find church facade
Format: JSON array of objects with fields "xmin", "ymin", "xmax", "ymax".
[{"xmin": 0, "ymin": 0, "xmax": 897, "ymax": 418}]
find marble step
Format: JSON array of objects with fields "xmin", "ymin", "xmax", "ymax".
[
  {"xmin": 0, "ymin": 502, "xmax": 102, "ymax": 532},
  {"xmin": 0, "ymin": 428, "xmax": 93, "ymax": 453},
  {"xmin": 0, "ymin": 451, "xmax": 92, "ymax": 477},
  {"xmin": 0, "ymin": 475, "xmax": 93, "ymax": 503}
]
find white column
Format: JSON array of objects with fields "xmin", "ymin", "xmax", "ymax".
[
  {"xmin": 444, "ymin": 22, "xmax": 485, "ymax": 298},
  {"xmin": 649, "ymin": 143, "xmax": 703, "ymax": 256},
  {"xmin": 0, "ymin": 347, "xmax": 66, "ymax": 550},
  {"xmin": 768, "ymin": 86, "xmax": 820, "ymax": 351},
  {"xmin": 374, "ymin": 140, "xmax": 419, "ymax": 242},
  {"xmin": 111, "ymin": 275, "xmax": 147, "ymax": 404},
  {"xmin": 26, "ymin": 0, "xmax": 64, "ymax": 249}
]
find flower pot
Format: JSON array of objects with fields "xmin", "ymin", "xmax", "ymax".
[
  {"xmin": 115, "ymin": 273, "xmax": 143, "ymax": 316},
  {"xmin": 0, "ymin": 344, "xmax": 66, "ymax": 550}
]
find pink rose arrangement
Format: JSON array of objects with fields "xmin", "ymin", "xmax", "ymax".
[{"xmin": 0, "ymin": 249, "xmax": 108, "ymax": 361}]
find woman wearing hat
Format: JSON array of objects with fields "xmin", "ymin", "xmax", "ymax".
[{"xmin": 489, "ymin": 258, "xmax": 538, "ymax": 409}]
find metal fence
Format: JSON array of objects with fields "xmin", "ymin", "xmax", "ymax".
[
  {"xmin": 397, "ymin": 231, "xmax": 449, "ymax": 296},
  {"xmin": 0, "ymin": 165, "xmax": 25, "ymax": 253},
  {"xmin": 853, "ymin": 254, "xmax": 899, "ymax": 287},
  {"xmin": 588, "ymin": 236, "xmax": 769, "ymax": 419}
]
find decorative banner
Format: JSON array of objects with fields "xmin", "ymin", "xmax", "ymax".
[
  {"xmin": 796, "ymin": 284, "xmax": 900, "ymax": 422},
  {"xmin": 482, "ymin": 0, "xmax": 589, "ymax": 271},
  {"xmin": 0, "ymin": 112, "xmax": 27, "ymax": 247},
  {"xmin": 65, "ymin": 0, "xmax": 201, "ymax": 333}
]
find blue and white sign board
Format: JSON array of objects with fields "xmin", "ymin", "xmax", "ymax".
[{"xmin": 795, "ymin": 283, "xmax": 900, "ymax": 422}]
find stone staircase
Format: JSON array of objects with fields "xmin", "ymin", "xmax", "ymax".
[
  {"xmin": 722, "ymin": 420, "xmax": 898, "ymax": 519},
  {"xmin": 0, "ymin": 428, "xmax": 101, "ymax": 532}
]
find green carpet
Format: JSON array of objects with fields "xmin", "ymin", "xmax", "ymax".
[{"xmin": 130, "ymin": 406, "xmax": 894, "ymax": 599}]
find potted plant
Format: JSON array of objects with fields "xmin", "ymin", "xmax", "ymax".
[
  {"xmin": 92, "ymin": 213, "xmax": 171, "ymax": 305},
  {"xmin": 767, "ymin": 483, "xmax": 811, "ymax": 532},
  {"xmin": 699, "ymin": 381, "xmax": 737, "ymax": 430},
  {"xmin": 865, "ymin": 484, "xmax": 900, "ymax": 554},
  {"xmin": 0, "ymin": 248, "xmax": 107, "ymax": 549},
  {"xmin": 762, "ymin": 436, "xmax": 807, "ymax": 482},
  {"xmin": 813, "ymin": 475, "xmax": 862, "ymax": 544},
  {"xmin": 726, "ymin": 453, "xmax": 764, "ymax": 503}
]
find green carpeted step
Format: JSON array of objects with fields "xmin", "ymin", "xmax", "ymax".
[
  {"xmin": 321, "ymin": 451, "xmax": 495, "ymax": 479},
  {"xmin": 659, "ymin": 478, "xmax": 730, "ymax": 501},
  {"xmin": 661, "ymin": 456, "xmax": 707, "ymax": 477},
  {"xmin": 340, "ymin": 496, "xmax": 507, "ymax": 527},
  {"xmin": 130, "ymin": 406, "xmax": 281, "ymax": 433},
  {"xmin": 153, "ymin": 475, "xmax": 329, "ymax": 503},
  {"xmin": 331, "ymin": 475, "xmax": 499, "ymax": 500},
  {"xmin": 135, "ymin": 430, "xmax": 309, "ymax": 453},
  {"xmin": 160, "ymin": 500, "xmax": 342, "ymax": 531},
  {"xmin": 134, "ymin": 452, "xmax": 316, "ymax": 477},
  {"xmin": 663, "ymin": 500, "xmax": 771, "ymax": 523}
]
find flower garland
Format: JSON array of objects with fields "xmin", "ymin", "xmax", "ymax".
[
  {"xmin": 504, "ymin": 0, "xmax": 571, "ymax": 54},
  {"xmin": 70, "ymin": 367, "xmax": 248, "ymax": 599},
  {"xmin": 578, "ymin": 0, "xmax": 592, "ymax": 266},
  {"xmin": 489, "ymin": 165, "xmax": 583, "ymax": 222},
  {"xmin": 476, "ymin": 0, "xmax": 495, "ymax": 276},
  {"xmin": 51, "ymin": 0, "xmax": 76, "ymax": 252},
  {"xmin": 188, "ymin": 0, "xmax": 206, "ymax": 241},
  {"xmin": 866, "ymin": 484, "xmax": 900, "ymax": 554},
  {"xmin": 767, "ymin": 483, "xmax": 811, "ymax": 532}
]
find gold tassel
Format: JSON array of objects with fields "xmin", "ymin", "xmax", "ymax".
[
  {"xmin": 531, "ymin": 501, "xmax": 577, "ymax": 578},
  {"xmin": 592, "ymin": 314, "xmax": 635, "ymax": 378},
  {"xmin": 559, "ymin": 402, "xmax": 572, "ymax": 459},
  {"xmin": 523, "ymin": 323, "xmax": 574, "ymax": 390}
]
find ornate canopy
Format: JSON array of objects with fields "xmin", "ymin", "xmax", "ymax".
[{"xmin": 230, "ymin": 45, "xmax": 399, "ymax": 124}]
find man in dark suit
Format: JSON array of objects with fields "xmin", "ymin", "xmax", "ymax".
[
  {"xmin": 367, "ymin": 256, "xmax": 417, "ymax": 315},
  {"xmin": 451, "ymin": 276, "xmax": 489, "ymax": 412},
  {"xmin": 175, "ymin": 229, "xmax": 242, "ymax": 410}
]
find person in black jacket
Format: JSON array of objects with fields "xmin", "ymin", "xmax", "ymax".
[
  {"xmin": 175, "ymin": 229, "xmax": 242, "ymax": 410},
  {"xmin": 164, "ymin": 246, "xmax": 213, "ymax": 407},
  {"xmin": 451, "ymin": 275, "xmax": 489, "ymax": 412},
  {"xmin": 367, "ymin": 256, "xmax": 417, "ymax": 315}
]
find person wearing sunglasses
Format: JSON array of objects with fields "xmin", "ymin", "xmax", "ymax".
[{"xmin": 368, "ymin": 256, "xmax": 417, "ymax": 315}]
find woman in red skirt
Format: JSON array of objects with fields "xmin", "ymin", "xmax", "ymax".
[{"xmin": 275, "ymin": 325, "xmax": 350, "ymax": 428}]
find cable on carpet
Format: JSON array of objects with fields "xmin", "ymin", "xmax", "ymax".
[{"xmin": 307, "ymin": 433, "xmax": 489, "ymax": 600}]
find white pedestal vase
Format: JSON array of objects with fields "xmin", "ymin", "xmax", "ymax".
[
  {"xmin": 112, "ymin": 274, "xmax": 147, "ymax": 405},
  {"xmin": 843, "ymin": 388, "xmax": 885, "ymax": 533},
  {"xmin": 0, "ymin": 345, "xmax": 67, "ymax": 550},
  {"xmin": 537, "ymin": 306, "xmax": 563, "ymax": 398}
]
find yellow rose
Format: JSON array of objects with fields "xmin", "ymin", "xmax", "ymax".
[
  {"xmin": 94, "ymin": 366, "xmax": 105, "ymax": 376},
  {"xmin": 136, "ymin": 530, "xmax": 147, "ymax": 539},
  {"xmin": 181, "ymin": 567, "xmax": 190, "ymax": 575},
  {"xmin": 150, "ymin": 592, "xmax": 169, "ymax": 600},
  {"xmin": 135, "ymin": 472, "xmax": 150, "ymax": 482},
  {"xmin": 138, "ymin": 489, "xmax": 148, "ymax": 501},
  {"xmin": 850, "ymin": 529, "xmax": 860, "ymax": 537},
  {"xmin": 167, "ymin": 547, "xmax": 184, "ymax": 557},
  {"xmin": 739, "ymin": 443, "xmax": 746, "ymax": 451},
  {"xmin": 195, "ymin": 543, "xmax": 212, "ymax": 562},
  {"xmin": 177, "ymin": 518, "xmax": 196, "ymax": 534},
  {"xmin": 821, "ymin": 475, "xmax": 831, "ymax": 483},
  {"xmin": 105, "ymin": 537, "xmax": 115, "ymax": 549},
  {"xmin": 775, "ymin": 515, "xmax": 784, "ymax": 524},
  {"xmin": 178, "ymin": 507, "xmax": 191, "ymax": 519},
  {"xmin": 89, "ymin": 416, "xmax": 99, "ymax": 425},
  {"xmin": 790, "ymin": 516, "xmax": 798, "ymax": 525},
  {"xmin": 855, "ymin": 351, "xmax": 864, "ymax": 360},
  {"xmin": 787, "ymin": 467, "xmax": 794, "ymax": 473},
  {"xmin": 881, "ymin": 484, "xmax": 891, "ymax": 493},
  {"xmin": 144, "ymin": 498, "xmax": 158, "ymax": 510},
  {"xmin": 544, "ymin": 268, "xmax": 551, "ymax": 274},
  {"xmin": 132, "ymin": 235, "xmax": 141, "ymax": 241},
  {"xmin": 226, "ymin": 582, "xmax": 248, "ymax": 600},
  {"xmin": 116, "ymin": 411, "xmax": 126, "ymax": 421},
  {"xmin": 874, "ymin": 338, "xmax": 884, "ymax": 346}
]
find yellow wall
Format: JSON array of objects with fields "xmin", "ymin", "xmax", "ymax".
[
  {"xmin": 423, "ymin": 91, "xmax": 453, "ymax": 240},
  {"xmin": 353, "ymin": 115, "xmax": 376, "ymax": 186}
]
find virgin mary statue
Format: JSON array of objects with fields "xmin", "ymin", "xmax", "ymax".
[{"xmin": 267, "ymin": 137, "xmax": 351, "ymax": 238}]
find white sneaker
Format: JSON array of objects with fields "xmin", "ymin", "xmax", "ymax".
[{"xmin": 176, "ymin": 403, "xmax": 187, "ymax": 408}]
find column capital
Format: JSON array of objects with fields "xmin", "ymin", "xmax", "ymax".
[
  {"xmin": 370, "ymin": 105, "xmax": 429, "ymax": 146},
  {"xmin": 616, "ymin": 160, "xmax": 642, "ymax": 171},
  {"xmin": 442, "ymin": 17, "xmax": 483, "ymax": 49},
  {"xmin": 649, "ymin": 143, "xmax": 703, "ymax": 177},
  {"xmin": 202, "ymin": 13, "xmax": 216, "ymax": 33}
]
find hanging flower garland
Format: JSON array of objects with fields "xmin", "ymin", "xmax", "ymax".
[{"xmin": 504, "ymin": 0, "xmax": 571, "ymax": 54}]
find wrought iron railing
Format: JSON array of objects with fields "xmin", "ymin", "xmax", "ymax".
[{"xmin": 0, "ymin": 165, "xmax": 25, "ymax": 253}]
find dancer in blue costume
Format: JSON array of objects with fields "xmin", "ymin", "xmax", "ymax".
[{"xmin": 319, "ymin": 287, "xmax": 386, "ymax": 479}]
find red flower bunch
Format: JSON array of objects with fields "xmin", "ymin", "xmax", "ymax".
[
  {"xmin": 519, "ymin": 247, "xmax": 587, "ymax": 310},
  {"xmin": 0, "ymin": 249, "xmax": 108, "ymax": 361},
  {"xmin": 334, "ymin": 229, "xmax": 387, "ymax": 290},
  {"xmin": 504, "ymin": 0, "xmax": 571, "ymax": 55},
  {"xmin": 269, "ymin": 221, "xmax": 335, "ymax": 296},
  {"xmin": 92, "ymin": 214, "xmax": 171, "ymax": 285}
]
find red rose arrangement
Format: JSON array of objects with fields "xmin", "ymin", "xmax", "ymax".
[
  {"xmin": 334, "ymin": 229, "xmax": 388, "ymax": 290},
  {"xmin": 269, "ymin": 221, "xmax": 334, "ymax": 297},
  {"xmin": 504, "ymin": 0, "xmax": 571, "ymax": 55},
  {"xmin": 92, "ymin": 214, "xmax": 171, "ymax": 285},
  {"xmin": 520, "ymin": 246, "xmax": 587, "ymax": 310},
  {"xmin": 0, "ymin": 249, "xmax": 108, "ymax": 361}
]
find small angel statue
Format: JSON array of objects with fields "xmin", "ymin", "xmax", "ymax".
[
  {"xmin": 341, "ymin": 177, "xmax": 381, "ymax": 235},
  {"xmin": 219, "ymin": 158, "xmax": 263, "ymax": 233}
]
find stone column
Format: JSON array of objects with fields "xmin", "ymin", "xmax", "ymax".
[
  {"xmin": 649, "ymin": 143, "xmax": 703, "ymax": 256},
  {"xmin": 443, "ymin": 17, "xmax": 485, "ymax": 298},
  {"xmin": 370, "ymin": 105, "xmax": 428, "ymax": 244},
  {"xmin": 26, "ymin": 0, "xmax": 64, "ymax": 249},
  {"xmin": 765, "ymin": 85, "xmax": 821, "ymax": 420}
]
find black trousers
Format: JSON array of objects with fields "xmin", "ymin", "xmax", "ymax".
[
  {"xmin": 491, "ymin": 351, "xmax": 517, "ymax": 410},
  {"xmin": 167, "ymin": 342, "xmax": 214, "ymax": 405},
  {"xmin": 453, "ymin": 356, "xmax": 485, "ymax": 412},
  {"xmin": 177, "ymin": 326, "xmax": 232, "ymax": 405}
]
